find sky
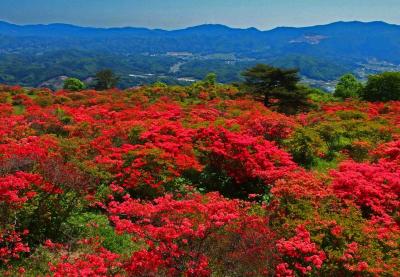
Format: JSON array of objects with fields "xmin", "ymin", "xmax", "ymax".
[{"xmin": 1, "ymin": 0, "xmax": 400, "ymax": 30}]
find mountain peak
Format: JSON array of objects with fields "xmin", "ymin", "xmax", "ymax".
[
  {"xmin": 0, "ymin": 20, "xmax": 17, "ymax": 27},
  {"xmin": 180, "ymin": 24, "xmax": 233, "ymax": 32}
]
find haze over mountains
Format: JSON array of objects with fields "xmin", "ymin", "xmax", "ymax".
[{"xmin": 1, "ymin": 20, "xmax": 400, "ymax": 90}]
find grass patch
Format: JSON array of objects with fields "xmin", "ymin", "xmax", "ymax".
[{"xmin": 13, "ymin": 104, "xmax": 25, "ymax": 115}]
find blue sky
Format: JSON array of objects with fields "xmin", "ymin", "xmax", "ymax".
[{"xmin": 1, "ymin": 0, "xmax": 400, "ymax": 30}]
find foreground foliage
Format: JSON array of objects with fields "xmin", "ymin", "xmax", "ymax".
[{"xmin": 0, "ymin": 83, "xmax": 399, "ymax": 276}]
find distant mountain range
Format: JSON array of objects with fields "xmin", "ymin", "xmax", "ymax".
[{"xmin": 1, "ymin": 20, "xmax": 400, "ymax": 90}]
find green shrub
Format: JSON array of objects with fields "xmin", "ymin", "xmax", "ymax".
[
  {"xmin": 286, "ymin": 111, "xmax": 392, "ymax": 168},
  {"xmin": 361, "ymin": 72, "xmax": 400, "ymax": 101},
  {"xmin": 285, "ymin": 127, "xmax": 327, "ymax": 168},
  {"xmin": 334, "ymin": 74, "xmax": 363, "ymax": 99},
  {"xmin": 63, "ymin": 78, "xmax": 86, "ymax": 92},
  {"xmin": 60, "ymin": 212, "xmax": 141, "ymax": 256}
]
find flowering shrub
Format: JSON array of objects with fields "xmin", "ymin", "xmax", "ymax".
[
  {"xmin": 271, "ymin": 170, "xmax": 329, "ymax": 200},
  {"xmin": 50, "ymin": 248, "xmax": 122, "ymax": 277},
  {"xmin": 331, "ymin": 160, "xmax": 399, "ymax": 217},
  {"xmin": 0, "ymin": 228, "xmax": 30, "ymax": 265},
  {"xmin": 108, "ymin": 192, "xmax": 277, "ymax": 276},
  {"xmin": 276, "ymin": 225, "xmax": 326, "ymax": 276},
  {"xmin": 0, "ymin": 172, "xmax": 39, "ymax": 208},
  {"xmin": 372, "ymin": 139, "xmax": 400, "ymax": 162},
  {"xmin": 192, "ymin": 127, "xmax": 297, "ymax": 198}
]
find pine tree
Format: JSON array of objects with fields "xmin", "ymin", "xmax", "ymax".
[{"xmin": 242, "ymin": 64, "xmax": 310, "ymax": 114}]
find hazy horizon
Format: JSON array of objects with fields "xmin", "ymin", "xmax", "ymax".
[
  {"xmin": 1, "ymin": 19, "xmax": 399, "ymax": 32},
  {"xmin": 1, "ymin": 0, "xmax": 400, "ymax": 30}
]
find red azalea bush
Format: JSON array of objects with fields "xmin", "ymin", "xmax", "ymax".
[
  {"xmin": 50, "ymin": 248, "xmax": 122, "ymax": 277},
  {"xmin": 372, "ymin": 139, "xmax": 400, "ymax": 162},
  {"xmin": 108, "ymin": 192, "xmax": 277, "ymax": 276},
  {"xmin": 0, "ymin": 228, "xmax": 30, "ymax": 265},
  {"xmin": 276, "ymin": 225, "xmax": 326, "ymax": 276},
  {"xmin": 271, "ymin": 170, "xmax": 329, "ymax": 200},
  {"xmin": 192, "ymin": 127, "xmax": 297, "ymax": 198},
  {"xmin": 195, "ymin": 127, "xmax": 296, "ymax": 184},
  {"xmin": 331, "ymin": 159, "xmax": 400, "ymax": 217}
]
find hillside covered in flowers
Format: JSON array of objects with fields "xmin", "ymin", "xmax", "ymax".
[{"xmin": 0, "ymin": 82, "xmax": 399, "ymax": 276}]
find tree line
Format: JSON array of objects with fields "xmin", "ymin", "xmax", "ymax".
[{"xmin": 64, "ymin": 65, "xmax": 400, "ymax": 114}]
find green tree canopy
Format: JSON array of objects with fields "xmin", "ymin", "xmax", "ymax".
[
  {"xmin": 152, "ymin": 81, "xmax": 168, "ymax": 88},
  {"xmin": 361, "ymin": 72, "xmax": 400, "ymax": 102},
  {"xmin": 63, "ymin": 78, "xmax": 86, "ymax": 91},
  {"xmin": 203, "ymin": 73, "xmax": 217, "ymax": 87},
  {"xmin": 94, "ymin": 69, "xmax": 120, "ymax": 90},
  {"xmin": 241, "ymin": 64, "xmax": 310, "ymax": 114},
  {"xmin": 334, "ymin": 74, "xmax": 363, "ymax": 99}
]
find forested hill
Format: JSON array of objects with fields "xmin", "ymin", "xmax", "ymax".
[
  {"xmin": 1, "ymin": 20, "xmax": 400, "ymax": 88},
  {"xmin": 2, "ymin": 20, "xmax": 400, "ymax": 59}
]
